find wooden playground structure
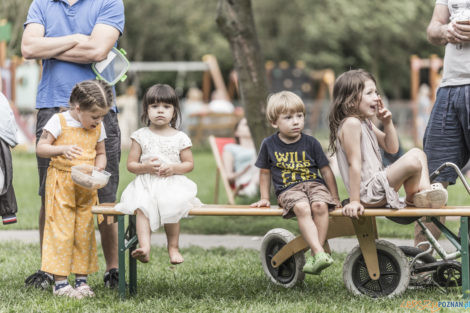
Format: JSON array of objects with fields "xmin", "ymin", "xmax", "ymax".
[
  {"xmin": 209, "ymin": 135, "xmax": 238, "ymax": 205},
  {"xmin": 132, "ymin": 57, "xmax": 336, "ymax": 145},
  {"xmin": 129, "ymin": 54, "xmax": 230, "ymax": 103},
  {"xmin": 264, "ymin": 60, "xmax": 335, "ymax": 132},
  {"xmin": 409, "ymin": 54, "xmax": 443, "ymax": 147},
  {"xmin": 128, "ymin": 55, "xmax": 242, "ymax": 145}
]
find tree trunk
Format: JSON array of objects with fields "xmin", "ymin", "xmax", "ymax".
[{"xmin": 216, "ymin": 0, "xmax": 270, "ymax": 150}]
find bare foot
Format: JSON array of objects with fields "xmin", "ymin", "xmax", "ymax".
[
  {"xmin": 131, "ymin": 248, "xmax": 150, "ymax": 263},
  {"xmin": 168, "ymin": 247, "xmax": 184, "ymax": 264}
]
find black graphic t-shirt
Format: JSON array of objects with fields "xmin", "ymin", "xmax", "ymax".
[{"xmin": 255, "ymin": 133, "xmax": 329, "ymax": 196}]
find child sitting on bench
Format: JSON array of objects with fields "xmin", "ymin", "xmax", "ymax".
[
  {"xmin": 328, "ymin": 69, "xmax": 448, "ymax": 219},
  {"xmin": 251, "ymin": 91, "xmax": 340, "ymax": 275},
  {"xmin": 115, "ymin": 84, "xmax": 201, "ymax": 264}
]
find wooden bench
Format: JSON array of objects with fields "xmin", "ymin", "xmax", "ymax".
[{"xmin": 92, "ymin": 203, "xmax": 470, "ymax": 299}]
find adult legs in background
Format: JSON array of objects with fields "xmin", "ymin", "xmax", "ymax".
[
  {"xmin": 416, "ymin": 86, "xmax": 470, "ymax": 250},
  {"xmin": 98, "ymin": 111, "xmax": 120, "ymax": 285},
  {"xmin": 98, "ymin": 222, "xmax": 118, "ymax": 270},
  {"xmin": 24, "ymin": 108, "xmax": 60, "ymax": 289},
  {"xmin": 384, "ymin": 148, "xmax": 447, "ymax": 250},
  {"xmin": 414, "ymin": 181, "xmax": 448, "ymax": 250},
  {"xmin": 39, "ymin": 198, "xmax": 45, "ymax": 254},
  {"xmin": 36, "ymin": 108, "xmax": 62, "ymax": 253}
]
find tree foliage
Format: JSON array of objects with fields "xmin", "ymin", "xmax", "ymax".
[
  {"xmin": 0, "ymin": 0, "xmax": 30, "ymax": 55},
  {"xmin": 2, "ymin": 0, "xmax": 444, "ymax": 99},
  {"xmin": 253, "ymin": 0, "xmax": 443, "ymax": 98}
]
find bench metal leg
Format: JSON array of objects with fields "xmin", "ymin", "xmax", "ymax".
[
  {"xmin": 129, "ymin": 215, "xmax": 137, "ymax": 295},
  {"xmin": 461, "ymin": 217, "xmax": 469, "ymax": 299},
  {"xmin": 118, "ymin": 215, "xmax": 126, "ymax": 299}
]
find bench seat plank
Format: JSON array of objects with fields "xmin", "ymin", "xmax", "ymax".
[
  {"xmin": 92, "ymin": 202, "xmax": 470, "ymax": 299},
  {"xmin": 92, "ymin": 203, "xmax": 470, "ymax": 217},
  {"xmin": 329, "ymin": 207, "xmax": 470, "ymax": 217},
  {"xmin": 92, "ymin": 203, "xmax": 283, "ymax": 216}
]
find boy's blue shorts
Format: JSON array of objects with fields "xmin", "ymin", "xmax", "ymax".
[{"xmin": 423, "ymin": 85, "xmax": 470, "ymax": 185}]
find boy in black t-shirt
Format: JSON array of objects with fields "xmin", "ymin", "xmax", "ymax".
[{"xmin": 251, "ymin": 91, "xmax": 340, "ymax": 275}]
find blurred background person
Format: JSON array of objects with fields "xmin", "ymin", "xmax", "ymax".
[
  {"xmin": 181, "ymin": 87, "xmax": 208, "ymax": 133},
  {"xmin": 209, "ymin": 89, "xmax": 234, "ymax": 113},
  {"xmin": 222, "ymin": 118, "xmax": 259, "ymax": 197}
]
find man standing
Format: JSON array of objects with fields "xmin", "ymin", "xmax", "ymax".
[
  {"xmin": 416, "ymin": 1, "xmax": 470, "ymax": 247},
  {"xmin": 21, "ymin": 0, "xmax": 124, "ymax": 289}
]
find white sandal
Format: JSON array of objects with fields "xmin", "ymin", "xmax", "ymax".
[
  {"xmin": 75, "ymin": 284, "xmax": 95, "ymax": 298},
  {"xmin": 413, "ymin": 183, "xmax": 448, "ymax": 208}
]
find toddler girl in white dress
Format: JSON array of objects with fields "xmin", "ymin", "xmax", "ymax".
[{"xmin": 115, "ymin": 84, "xmax": 201, "ymax": 264}]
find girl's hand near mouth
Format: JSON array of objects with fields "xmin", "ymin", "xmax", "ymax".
[{"xmin": 376, "ymin": 96, "xmax": 392, "ymax": 124}]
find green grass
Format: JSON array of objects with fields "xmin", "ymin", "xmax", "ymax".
[
  {"xmin": 0, "ymin": 242, "xmax": 463, "ymax": 313},
  {"xmin": 4, "ymin": 151, "xmax": 468, "ymax": 312},
  {"xmin": 8, "ymin": 150, "xmax": 468, "ymax": 238}
]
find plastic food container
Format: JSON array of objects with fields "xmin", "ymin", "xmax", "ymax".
[
  {"xmin": 71, "ymin": 164, "xmax": 111, "ymax": 190},
  {"xmin": 453, "ymin": 10, "xmax": 470, "ymax": 24}
]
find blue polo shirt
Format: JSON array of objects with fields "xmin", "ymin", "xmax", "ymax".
[{"xmin": 24, "ymin": 0, "xmax": 125, "ymax": 110}]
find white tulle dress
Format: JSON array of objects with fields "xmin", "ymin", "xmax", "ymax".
[{"xmin": 115, "ymin": 127, "xmax": 202, "ymax": 231}]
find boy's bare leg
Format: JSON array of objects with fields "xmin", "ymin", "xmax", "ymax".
[
  {"xmin": 311, "ymin": 202, "xmax": 329, "ymax": 247},
  {"xmin": 98, "ymin": 221, "xmax": 118, "ymax": 271},
  {"xmin": 164, "ymin": 223, "xmax": 184, "ymax": 264},
  {"xmin": 131, "ymin": 209, "xmax": 151, "ymax": 263},
  {"xmin": 293, "ymin": 202, "xmax": 323, "ymax": 255}
]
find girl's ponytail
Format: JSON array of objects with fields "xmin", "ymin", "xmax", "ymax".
[{"xmin": 70, "ymin": 80, "xmax": 113, "ymax": 111}]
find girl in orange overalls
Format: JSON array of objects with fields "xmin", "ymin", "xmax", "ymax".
[{"xmin": 36, "ymin": 80, "xmax": 113, "ymax": 299}]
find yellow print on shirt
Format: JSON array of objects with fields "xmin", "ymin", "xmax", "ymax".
[{"xmin": 274, "ymin": 151, "xmax": 316, "ymax": 186}]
